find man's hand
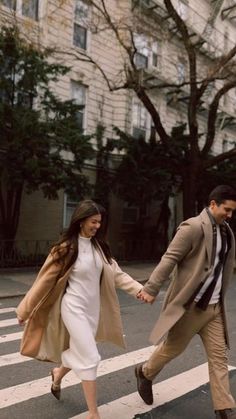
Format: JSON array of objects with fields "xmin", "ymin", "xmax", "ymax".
[{"xmin": 137, "ymin": 289, "xmax": 156, "ymax": 304}]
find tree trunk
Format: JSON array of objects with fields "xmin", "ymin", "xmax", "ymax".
[{"xmin": 182, "ymin": 164, "xmax": 200, "ymax": 219}]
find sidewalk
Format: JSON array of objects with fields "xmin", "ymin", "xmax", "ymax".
[{"xmin": 0, "ymin": 262, "xmax": 157, "ymax": 298}]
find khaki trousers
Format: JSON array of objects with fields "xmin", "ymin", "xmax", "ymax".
[{"xmin": 143, "ymin": 302, "xmax": 236, "ymax": 410}]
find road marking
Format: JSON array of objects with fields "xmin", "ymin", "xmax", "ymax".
[
  {"xmin": 0, "ymin": 352, "xmax": 31, "ymax": 367},
  {"xmin": 0, "ymin": 318, "xmax": 18, "ymax": 328},
  {"xmin": 70, "ymin": 364, "xmax": 236, "ymax": 419},
  {"xmin": 0, "ymin": 345, "xmax": 155, "ymax": 408},
  {"xmin": 0, "ymin": 331, "xmax": 23, "ymax": 343},
  {"xmin": 0, "ymin": 308, "xmax": 16, "ymax": 314}
]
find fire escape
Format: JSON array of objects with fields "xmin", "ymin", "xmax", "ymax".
[
  {"xmin": 221, "ymin": 0, "xmax": 236, "ymax": 20},
  {"xmin": 133, "ymin": 1, "xmax": 236, "ymax": 129}
]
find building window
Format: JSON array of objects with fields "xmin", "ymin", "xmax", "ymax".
[
  {"xmin": 22, "ymin": 0, "xmax": 39, "ymax": 20},
  {"xmin": 134, "ymin": 34, "xmax": 149, "ymax": 69},
  {"xmin": 132, "ymin": 98, "xmax": 149, "ymax": 139},
  {"xmin": 202, "ymin": 81, "xmax": 215, "ymax": 104},
  {"xmin": 1, "ymin": 0, "xmax": 38, "ymax": 20},
  {"xmin": 73, "ymin": 0, "xmax": 89, "ymax": 49},
  {"xmin": 63, "ymin": 194, "xmax": 79, "ymax": 228},
  {"xmin": 177, "ymin": 61, "xmax": 186, "ymax": 84},
  {"xmin": 1, "ymin": 0, "xmax": 16, "ymax": 8},
  {"xmin": 135, "ymin": 52, "xmax": 148, "ymax": 69},
  {"xmin": 222, "ymin": 138, "xmax": 229, "ymax": 153},
  {"xmin": 71, "ymin": 81, "xmax": 87, "ymax": 130},
  {"xmin": 151, "ymin": 41, "xmax": 161, "ymax": 70},
  {"xmin": 122, "ymin": 204, "xmax": 139, "ymax": 224}
]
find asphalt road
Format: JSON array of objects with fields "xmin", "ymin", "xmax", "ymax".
[{"xmin": 1, "ymin": 276, "xmax": 236, "ymax": 419}]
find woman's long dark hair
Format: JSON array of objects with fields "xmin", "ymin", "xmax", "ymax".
[{"xmin": 51, "ymin": 200, "xmax": 112, "ymax": 270}]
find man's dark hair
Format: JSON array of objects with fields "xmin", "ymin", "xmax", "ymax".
[{"xmin": 208, "ymin": 185, "xmax": 236, "ymax": 205}]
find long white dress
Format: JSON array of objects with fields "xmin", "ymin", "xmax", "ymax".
[{"xmin": 61, "ymin": 236, "xmax": 103, "ymax": 380}]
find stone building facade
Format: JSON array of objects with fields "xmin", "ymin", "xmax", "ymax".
[{"xmin": 1, "ymin": 0, "xmax": 236, "ymax": 259}]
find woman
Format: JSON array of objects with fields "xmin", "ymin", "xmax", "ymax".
[{"xmin": 16, "ymin": 200, "xmax": 143, "ymax": 419}]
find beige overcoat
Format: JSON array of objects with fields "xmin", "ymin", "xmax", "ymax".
[
  {"xmin": 144, "ymin": 208, "xmax": 235, "ymax": 347},
  {"xmin": 16, "ymin": 247, "xmax": 143, "ymax": 363}
]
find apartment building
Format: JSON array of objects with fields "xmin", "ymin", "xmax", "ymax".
[{"xmin": 1, "ymin": 0, "xmax": 236, "ymax": 259}]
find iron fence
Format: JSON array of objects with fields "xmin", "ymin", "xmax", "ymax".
[
  {"xmin": 116, "ymin": 236, "xmax": 164, "ymax": 261},
  {"xmin": 0, "ymin": 236, "xmax": 163, "ymax": 268},
  {"xmin": 0, "ymin": 240, "xmax": 53, "ymax": 268}
]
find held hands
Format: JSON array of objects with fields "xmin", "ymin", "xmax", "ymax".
[
  {"xmin": 17, "ymin": 316, "xmax": 25, "ymax": 326},
  {"xmin": 137, "ymin": 289, "xmax": 156, "ymax": 304}
]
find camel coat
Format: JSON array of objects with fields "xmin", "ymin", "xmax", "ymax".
[
  {"xmin": 16, "ymin": 247, "xmax": 143, "ymax": 363},
  {"xmin": 144, "ymin": 208, "xmax": 235, "ymax": 347}
]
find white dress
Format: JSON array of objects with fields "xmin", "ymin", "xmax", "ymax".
[{"xmin": 61, "ymin": 236, "xmax": 103, "ymax": 380}]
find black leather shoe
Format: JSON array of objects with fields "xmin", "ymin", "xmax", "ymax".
[
  {"xmin": 50, "ymin": 369, "xmax": 61, "ymax": 400},
  {"xmin": 135, "ymin": 364, "xmax": 153, "ymax": 405},
  {"xmin": 215, "ymin": 409, "xmax": 236, "ymax": 418}
]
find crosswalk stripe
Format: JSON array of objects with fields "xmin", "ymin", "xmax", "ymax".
[
  {"xmin": 0, "ymin": 308, "xmax": 16, "ymax": 314},
  {"xmin": 0, "ymin": 345, "xmax": 155, "ymax": 408},
  {"xmin": 0, "ymin": 318, "xmax": 18, "ymax": 328},
  {"xmin": 0, "ymin": 352, "xmax": 31, "ymax": 367},
  {"xmin": 70, "ymin": 364, "xmax": 236, "ymax": 419},
  {"xmin": 1, "ymin": 308, "xmax": 236, "ymax": 418},
  {"xmin": 0, "ymin": 331, "xmax": 23, "ymax": 343}
]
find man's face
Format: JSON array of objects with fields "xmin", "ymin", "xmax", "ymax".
[{"xmin": 209, "ymin": 199, "xmax": 236, "ymax": 224}]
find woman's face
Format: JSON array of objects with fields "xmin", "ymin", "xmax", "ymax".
[{"xmin": 80, "ymin": 214, "xmax": 102, "ymax": 238}]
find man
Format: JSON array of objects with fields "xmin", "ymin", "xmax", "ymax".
[{"xmin": 136, "ymin": 185, "xmax": 236, "ymax": 419}]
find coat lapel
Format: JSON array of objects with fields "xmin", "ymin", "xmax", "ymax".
[{"xmin": 200, "ymin": 209, "xmax": 214, "ymax": 267}]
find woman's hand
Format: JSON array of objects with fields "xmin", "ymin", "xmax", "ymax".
[
  {"xmin": 17, "ymin": 315, "xmax": 25, "ymax": 326},
  {"xmin": 137, "ymin": 289, "xmax": 156, "ymax": 304}
]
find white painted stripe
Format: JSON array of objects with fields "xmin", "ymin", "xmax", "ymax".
[
  {"xmin": 0, "ymin": 318, "xmax": 18, "ymax": 328},
  {"xmin": 70, "ymin": 364, "xmax": 236, "ymax": 419},
  {"xmin": 0, "ymin": 308, "xmax": 16, "ymax": 314},
  {"xmin": 0, "ymin": 331, "xmax": 23, "ymax": 344},
  {"xmin": 0, "ymin": 352, "xmax": 31, "ymax": 367},
  {"xmin": 0, "ymin": 345, "xmax": 155, "ymax": 408},
  {"xmin": 0, "ymin": 340, "xmax": 235, "ymax": 412}
]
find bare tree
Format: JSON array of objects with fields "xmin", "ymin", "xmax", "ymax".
[{"xmin": 60, "ymin": 0, "xmax": 236, "ymax": 218}]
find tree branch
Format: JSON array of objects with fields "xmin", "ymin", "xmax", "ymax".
[
  {"xmin": 135, "ymin": 86, "xmax": 170, "ymax": 145},
  {"xmin": 197, "ymin": 44, "xmax": 236, "ymax": 100},
  {"xmin": 202, "ymin": 79, "xmax": 236, "ymax": 156},
  {"xmin": 203, "ymin": 147, "xmax": 236, "ymax": 169},
  {"xmin": 164, "ymin": 0, "xmax": 199, "ymax": 153}
]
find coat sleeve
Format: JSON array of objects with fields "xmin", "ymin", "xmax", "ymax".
[
  {"xmin": 144, "ymin": 221, "xmax": 194, "ymax": 296},
  {"xmin": 16, "ymin": 251, "xmax": 63, "ymax": 321},
  {"xmin": 111, "ymin": 259, "xmax": 143, "ymax": 297}
]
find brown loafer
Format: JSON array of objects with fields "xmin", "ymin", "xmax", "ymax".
[
  {"xmin": 215, "ymin": 409, "xmax": 236, "ymax": 419},
  {"xmin": 50, "ymin": 370, "xmax": 61, "ymax": 400},
  {"xmin": 135, "ymin": 364, "xmax": 153, "ymax": 405}
]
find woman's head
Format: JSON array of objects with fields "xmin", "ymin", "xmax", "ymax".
[
  {"xmin": 52, "ymin": 199, "xmax": 112, "ymax": 266},
  {"xmin": 68, "ymin": 200, "xmax": 106, "ymax": 239}
]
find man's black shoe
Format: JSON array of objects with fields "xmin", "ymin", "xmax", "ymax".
[
  {"xmin": 215, "ymin": 409, "xmax": 236, "ymax": 418},
  {"xmin": 135, "ymin": 364, "xmax": 153, "ymax": 405}
]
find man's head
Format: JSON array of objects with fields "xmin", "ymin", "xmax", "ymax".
[{"xmin": 208, "ymin": 185, "xmax": 236, "ymax": 224}]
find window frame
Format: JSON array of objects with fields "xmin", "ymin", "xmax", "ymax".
[
  {"xmin": 134, "ymin": 33, "xmax": 149, "ymax": 69},
  {"xmin": 1, "ymin": 0, "xmax": 39, "ymax": 20},
  {"xmin": 21, "ymin": 0, "xmax": 39, "ymax": 20},
  {"xmin": 122, "ymin": 203, "xmax": 140, "ymax": 225},
  {"xmin": 177, "ymin": 60, "xmax": 186, "ymax": 84},
  {"xmin": 70, "ymin": 80, "xmax": 87, "ymax": 131},
  {"xmin": 73, "ymin": 0, "xmax": 90, "ymax": 50},
  {"xmin": 132, "ymin": 97, "xmax": 150, "ymax": 140},
  {"xmin": 63, "ymin": 194, "xmax": 79, "ymax": 228}
]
